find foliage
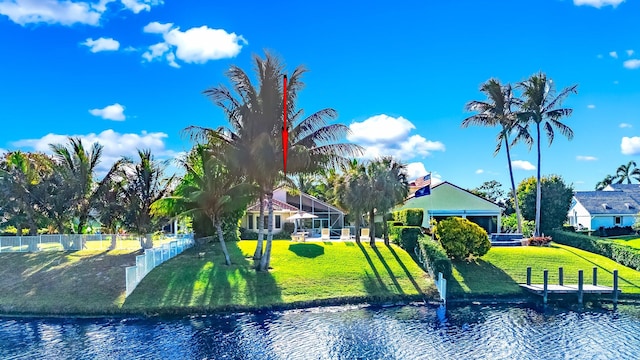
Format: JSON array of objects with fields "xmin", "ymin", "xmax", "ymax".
[
  {"xmin": 527, "ymin": 236, "xmax": 552, "ymax": 246},
  {"xmin": 517, "ymin": 175, "xmax": 573, "ymax": 235},
  {"xmin": 501, "ymin": 213, "xmax": 535, "ymax": 237},
  {"xmin": 614, "ymin": 161, "xmax": 640, "ymax": 184},
  {"xmin": 435, "ymin": 217, "xmax": 490, "ymax": 260},
  {"xmin": 595, "ymin": 226, "xmax": 634, "ymax": 237},
  {"xmin": 389, "ymin": 226, "xmax": 422, "ymax": 252},
  {"xmin": 595, "ymin": 174, "xmax": 616, "ymax": 190},
  {"xmin": 550, "ymin": 230, "xmax": 640, "ymax": 271},
  {"xmin": 634, "ymin": 214, "xmax": 640, "ymax": 233},
  {"xmin": 416, "ymin": 236, "xmax": 452, "ymax": 279},
  {"xmin": 470, "ymin": 180, "xmax": 505, "ymax": 203},
  {"xmin": 392, "ymin": 208, "xmax": 424, "ymax": 227}
]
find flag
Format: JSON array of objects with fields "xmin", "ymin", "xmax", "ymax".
[
  {"xmin": 414, "ymin": 173, "xmax": 431, "ymax": 187},
  {"xmin": 415, "ymin": 185, "xmax": 431, "ymax": 198}
]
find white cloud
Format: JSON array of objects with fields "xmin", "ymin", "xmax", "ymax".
[
  {"xmin": 406, "ymin": 162, "xmax": 427, "ymax": 180},
  {"xmin": 609, "ymin": 51, "xmax": 618, "ymax": 59},
  {"xmin": 624, "ymin": 59, "xmax": 640, "ymax": 69},
  {"xmin": 573, "ymin": 0, "xmax": 624, "ymax": 8},
  {"xmin": 587, "ymin": 104, "xmax": 596, "ymax": 109},
  {"xmin": 620, "ymin": 123, "xmax": 633, "ymax": 128},
  {"xmin": 11, "ymin": 129, "xmax": 178, "ymax": 176},
  {"xmin": 82, "ymin": 37, "xmax": 120, "ymax": 53},
  {"xmin": 89, "ymin": 103, "xmax": 126, "ymax": 121},
  {"xmin": 621, "ymin": 136, "xmax": 640, "ymax": 155},
  {"xmin": 511, "ymin": 160, "xmax": 535, "ymax": 171},
  {"xmin": 576, "ymin": 155, "xmax": 598, "ymax": 161},
  {"xmin": 628, "ymin": 49, "xmax": 634, "ymax": 56},
  {"xmin": 475, "ymin": 169, "xmax": 484, "ymax": 174},
  {"xmin": 0, "ymin": 0, "xmax": 102, "ymax": 26},
  {"xmin": 348, "ymin": 114, "xmax": 445, "ymax": 161},
  {"xmin": 142, "ymin": 22, "xmax": 248, "ymax": 67}
]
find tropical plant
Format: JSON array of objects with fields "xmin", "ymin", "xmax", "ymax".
[
  {"xmin": 334, "ymin": 159, "xmax": 369, "ymax": 243},
  {"xmin": 435, "ymin": 217, "xmax": 490, "ymax": 260},
  {"xmin": 367, "ymin": 157, "xmax": 409, "ymax": 245},
  {"xmin": 614, "ymin": 161, "xmax": 640, "ymax": 184},
  {"xmin": 463, "ymin": 79, "xmax": 525, "ymax": 234},
  {"xmin": 516, "ymin": 72, "xmax": 577, "ymax": 236},
  {"xmin": 595, "ymin": 174, "xmax": 616, "ymax": 190},
  {"xmin": 517, "ymin": 175, "xmax": 573, "ymax": 235}
]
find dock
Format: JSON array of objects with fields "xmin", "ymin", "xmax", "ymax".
[{"xmin": 519, "ymin": 267, "xmax": 621, "ymax": 304}]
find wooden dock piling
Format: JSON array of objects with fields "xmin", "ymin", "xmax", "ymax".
[
  {"xmin": 520, "ymin": 267, "xmax": 620, "ymax": 304},
  {"xmin": 559, "ymin": 267, "xmax": 563, "ymax": 286},
  {"xmin": 613, "ymin": 269, "xmax": 619, "ymax": 304},
  {"xmin": 578, "ymin": 270, "xmax": 584, "ymax": 304},
  {"xmin": 543, "ymin": 269, "xmax": 549, "ymax": 304},
  {"xmin": 593, "ymin": 267, "xmax": 598, "ymax": 286},
  {"xmin": 527, "ymin": 267, "xmax": 531, "ymax": 285}
]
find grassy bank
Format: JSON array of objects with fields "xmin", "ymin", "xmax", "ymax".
[
  {"xmin": 123, "ymin": 240, "xmax": 436, "ymax": 314},
  {"xmin": 0, "ymin": 249, "xmax": 140, "ymax": 315},
  {"xmin": 450, "ymin": 243, "xmax": 640, "ymax": 298}
]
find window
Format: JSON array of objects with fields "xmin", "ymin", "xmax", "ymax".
[
  {"xmin": 275, "ymin": 215, "xmax": 281, "ymax": 229},
  {"xmin": 248, "ymin": 215, "xmax": 253, "ymax": 230},
  {"xmin": 615, "ymin": 216, "xmax": 622, "ymax": 226},
  {"xmin": 263, "ymin": 216, "xmax": 269, "ymax": 228}
]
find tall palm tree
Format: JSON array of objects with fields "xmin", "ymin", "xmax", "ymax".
[
  {"xmin": 595, "ymin": 174, "xmax": 615, "ymax": 190},
  {"xmin": 187, "ymin": 51, "xmax": 361, "ymax": 271},
  {"xmin": 614, "ymin": 161, "xmax": 640, "ymax": 184},
  {"xmin": 517, "ymin": 72, "xmax": 577, "ymax": 236},
  {"xmin": 462, "ymin": 79, "xmax": 525, "ymax": 234},
  {"xmin": 334, "ymin": 159, "xmax": 369, "ymax": 243},
  {"xmin": 368, "ymin": 157, "xmax": 410, "ymax": 246}
]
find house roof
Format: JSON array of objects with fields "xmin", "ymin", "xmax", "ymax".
[
  {"xmin": 407, "ymin": 181, "xmax": 501, "ymax": 207},
  {"xmin": 574, "ymin": 190, "xmax": 640, "ymax": 215},
  {"xmin": 604, "ymin": 184, "xmax": 640, "ymax": 193},
  {"xmin": 247, "ymin": 198, "xmax": 299, "ymax": 212}
]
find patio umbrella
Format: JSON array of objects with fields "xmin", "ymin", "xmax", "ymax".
[{"xmin": 287, "ymin": 212, "xmax": 318, "ymax": 233}]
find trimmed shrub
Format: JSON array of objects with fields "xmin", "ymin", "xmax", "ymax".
[
  {"xmin": 550, "ymin": 230, "xmax": 640, "ymax": 271},
  {"xmin": 240, "ymin": 228, "xmax": 258, "ymax": 240},
  {"xmin": 392, "ymin": 208, "xmax": 424, "ymax": 226},
  {"xmin": 435, "ymin": 217, "xmax": 490, "ymax": 260},
  {"xmin": 390, "ymin": 226, "xmax": 422, "ymax": 252},
  {"xmin": 416, "ymin": 236, "xmax": 452, "ymax": 279},
  {"xmin": 282, "ymin": 222, "xmax": 295, "ymax": 235}
]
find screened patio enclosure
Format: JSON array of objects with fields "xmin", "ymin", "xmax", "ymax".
[{"xmin": 280, "ymin": 191, "xmax": 345, "ymax": 236}]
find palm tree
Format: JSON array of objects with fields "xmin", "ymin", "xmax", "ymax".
[
  {"xmin": 462, "ymin": 79, "xmax": 525, "ymax": 234},
  {"xmin": 368, "ymin": 157, "xmax": 410, "ymax": 246},
  {"xmin": 94, "ymin": 175, "xmax": 127, "ymax": 249},
  {"xmin": 614, "ymin": 161, "xmax": 640, "ymax": 184},
  {"xmin": 187, "ymin": 51, "xmax": 361, "ymax": 271},
  {"xmin": 517, "ymin": 72, "xmax": 577, "ymax": 236},
  {"xmin": 334, "ymin": 159, "xmax": 369, "ymax": 243},
  {"xmin": 595, "ymin": 174, "xmax": 615, "ymax": 190},
  {"xmin": 122, "ymin": 149, "xmax": 175, "ymax": 248}
]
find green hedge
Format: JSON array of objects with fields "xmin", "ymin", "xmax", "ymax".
[
  {"xmin": 416, "ymin": 236, "xmax": 452, "ymax": 279},
  {"xmin": 392, "ymin": 208, "xmax": 424, "ymax": 227},
  {"xmin": 550, "ymin": 230, "xmax": 640, "ymax": 271},
  {"xmin": 390, "ymin": 226, "xmax": 422, "ymax": 252}
]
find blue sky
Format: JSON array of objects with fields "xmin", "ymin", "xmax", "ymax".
[{"xmin": 0, "ymin": 0, "xmax": 639, "ymax": 192}]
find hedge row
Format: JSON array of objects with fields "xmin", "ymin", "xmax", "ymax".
[
  {"xmin": 389, "ymin": 226, "xmax": 422, "ymax": 252},
  {"xmin": 392, "ymin": 208, "xmax": 424, "ymax": 227},
  {"xmin": 550, "ymin": 230, "xmax": 640, "ymax": 271},
  {"xmin": 416, "ymin": 236, "xmax": 452, "ymax": 279}
]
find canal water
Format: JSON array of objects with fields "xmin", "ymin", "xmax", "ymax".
[{"xmin": 1, "ymin": 303, "xmax": 639, "ymax": 359}]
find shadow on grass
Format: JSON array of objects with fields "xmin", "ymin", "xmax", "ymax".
[
  {"xmin": 344, "ymin": 241, "xmax": 355, "ymax": 247},
  {"xmin": 370, "ymin": 246, "xmax": 403, "ymax": 294},
  {"xmin": 384, "ymin": 245, "xmax": 424, "ymax": 296},
  {"xmin": 449, "ymin": 258, "xmax": 522, "ymax": 296},
  {"xmin": 288, "ymin": 243, "xmax": 324, "ymax": 258},
  {"xmin": 555, "ymin": 245, "xmax": 640, "ymax": 288},
  {"xmin": 356, "ymin": 241, "xmax": 387, "ymax": 294},
  {"xmin": 125, "ymin": 240, "xmax": 282, "ymax": 311}
]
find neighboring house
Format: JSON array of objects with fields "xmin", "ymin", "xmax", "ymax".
[
  {"xmin": 241, "ymin": 187, "xmax": 345, "ymax": 236},
  {"xmin": 568, "ymin": 184, "xmax": 640, "ymax": 231},
  {"xmin": 394, "ymin": 181, "xmax": 502, "ymax": 234}
]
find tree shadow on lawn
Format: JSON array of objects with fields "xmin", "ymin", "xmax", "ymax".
[
  {"xmin": 356, "ymin": 242, "xmax": 388, "ymax": 296},
  {"xmin": 448, "ymin": 258, "xmax": 523, "ymax": 297},
  {"xmin": 288, "ymin": 243, "xmax": 324, "ymax": 258},
  {"xmin": 555, "ymin": 245, "xmax": 640, "ymax": 289},
  {"xmin": 384, "ymin": 245, "xmax": 425, "ymax": 296}
]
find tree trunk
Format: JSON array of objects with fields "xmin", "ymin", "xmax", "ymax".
[
  {"xmin": 254, "ymin": 192, "xmax": 265, "ymax": 260},
  {"xmin": 259, "ymin": 192, "xmax": 274, "ymax": 271},
  {"xmin": 354, "ymin": 210, "xmax": 361, "ymax": 243},
  {"xmin": 383, "ymin": 213, "xmax": 389, "ymax": 246},
  {"xmin": 109, "ymin": 234, "xmax": 117, "ymax": 250},
  {"xmin": 504, "ymin": 135, "xmax": 523, "ymax": 234},
  {"xmin": 16, "ymin": 224, "xmax": 23, "ymax": 237},
  {"xmin": 215, "ymin": 218, "xmax": 232, "ymax": 266},
  {"xmin": 535, "ymin": 122, "xmax": 542, "ymax": 237},
  {"xmin": 369, "ymin": 209, "xmax": 375, "ymax": 247},
  {"xmin": 143, "ymin": 234, "xmax": 154, "ymax": 249}
]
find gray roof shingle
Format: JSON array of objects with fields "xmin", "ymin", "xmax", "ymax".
[{"xmin": 574, "ymin": 188, "xmax": 640, "ymax": 215}]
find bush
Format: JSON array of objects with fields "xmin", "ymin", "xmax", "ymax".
[
  {"xmin": 435, "ymin": 217, "xmax": 490, "ymax": 260},
  {"xmin": 528, "ymin": 236, "xmax": 552, "ymax": 246},
  {"xmin": 392, "ymin": 208, "xmax": 424, "ymax": 227},
  {"xmin": 282, "ymin": 222, "xmax": 295, "ymax": 235},
  {"xmin": 390, "ymin": 226, "xmax": 422, "ymax": 252},
  {"xmin": 416, "ymin": 236, "xmax": 452, "ymax": 279},
  {"xmin": 240, "ymin": 228, "xmax": 258, "ymax": 240},
  {"xmin": 562, "ymin": 225, "xmax": 576, "ymax": 232},
  {"xmin": 500, "ymin": 213, "xmax": 535, "ymax": 237},
  {"xmin": 550, "ymin": 230, "xmax": 640, "ymax": 271}
]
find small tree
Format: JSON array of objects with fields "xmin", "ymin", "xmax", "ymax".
[
  {"xmin": 633, "ymin": 213, "xmax": 640, "ymax": 234},
  {"xmin": 518, "ymin": 175, "xmax": 573, "ymax": 235},
  {"xmin": 435, "ymin": 217, "xmax": 490, "ymax": 260}
]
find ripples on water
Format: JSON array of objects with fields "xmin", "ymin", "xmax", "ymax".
[{"xmin": 2, "ymin": 303, "xmax": 640, "ymax": 359}]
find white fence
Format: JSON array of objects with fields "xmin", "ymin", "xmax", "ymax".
[
  {"xmin": 0, "ymin": 233, "xmax": 192, "ymax": 252},
  {"xmin": 125, "ymin": 235, "xmax": 194, "ymax": 297},
  {"xmin": 436, "ymin": 272, "xmax": 447, "ymax": 303}
]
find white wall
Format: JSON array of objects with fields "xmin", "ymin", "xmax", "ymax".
[{"xmin": 568, "ymin": 201, "xmax": 592, "ymax": 230}]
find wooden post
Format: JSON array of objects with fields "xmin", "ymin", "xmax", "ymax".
[
  {"xmin": 613, "ymin": 269, "xmax": 619, "ymax": 304},
  {"xmin": 543, "ymin": 269, "xmax": 549, "ymax": 304},
  {"xmin": 559, "ymin": 267, "xmax": 564, "ymax": 286},
  {"xmin": 593, "ymin": 267, "xmax": 598, "ymax": 286},
  {"xmin": 527, "ymin": 267, "xmax": 532, "ymax": 285},
  {"xmin": 578, "ymin": 270, "xmax": 584, "ymax": 304}
]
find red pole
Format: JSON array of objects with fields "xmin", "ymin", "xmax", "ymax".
[{"xmin": 282, "ymin": 75, "xmax": 288, "ymax": 175}]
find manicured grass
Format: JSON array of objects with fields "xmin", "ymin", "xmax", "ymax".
[
  {"xmin": 123, "ymin": 240, "xmax": 436, "ymax": 313},
  {"xmin": 0, "ymin": 249, "xmax": 140, "ymax": 315},
  {"xmin": 609, "ymin": 236, "xmax": 640, "ymax": 249},
  {"xmin": 450, "ymin": 243, "xmax": 640, "ymax": 297}
]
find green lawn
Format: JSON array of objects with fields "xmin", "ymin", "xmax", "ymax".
[
  {"xmin": 450, "ymin": 243, "xmax": 640, "ymax": 297},
  {"xmin": 123, "ymin": 240, "xmax": 436, "ymax": 313},
  {"xmin": 0, "ymin": 249, "xmax": 140, "ymax": 315},
  {"xmin": 609, "ymin": 236, "xmax": 640, "ymax": 249}
]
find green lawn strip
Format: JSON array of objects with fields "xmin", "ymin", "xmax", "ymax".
[
  {"xmin": 0, "ymin": 249, "xmax": 140, "ymax": 315},
  {"xmin": 450, "ymin": 243, "xmax": 640, "ymax": 297},
  {"xmin": 123, "ymin": 240, "xmax": 436, "ymax": 313},
  {"xmin": 609, "ymin": 237, "xmax": 640, "ymax": 249}
]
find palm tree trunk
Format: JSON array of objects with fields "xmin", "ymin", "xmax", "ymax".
[
  {"xmin": 504, "ymin": 136, "xmax": 523, "ymax": 234},
  {"xmin": 253, "ymin": 192, "xmax": 265, "ymax": 260},
  {"xmin": 109, "ymin": 234, "xmax": 117, "ymax": 250},
  {"xmin": 215, "ymin": 217, "xmax": 232, "ymax": 266},
  {"xmin": 369, "ymin": 209, "xmax": 375, "ymax": 247},
  {"xmin": 383, "ymin": 213, "xmax": 389, "ymax": 246},
  {"xmin": 259, "ymin": 191, "xmax": 274, "ymax": 271},
  {"xmin": 354, "ymin": 210, "xmax": 361, "ymax": 243},
  {"xmin": 535, "ymin": 122, "xmax": 542, "ymax": 237}
]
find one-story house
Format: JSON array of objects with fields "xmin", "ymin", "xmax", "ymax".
[
  {"xmin": 240, "ymin": 187, "xmax": 345, "ymax": 237},
  {"xmin": 394, "ymin": 181, "xmax": 502, "ymax": 234},
  {"xmin": 567, "ymin": 184, "xmax": 640, "ymax": 231}
]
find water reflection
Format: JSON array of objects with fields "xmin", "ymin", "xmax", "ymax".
[{"xmin": 2, "ymin": 303, "xmax": 640, "ymax": 359}]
